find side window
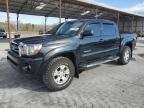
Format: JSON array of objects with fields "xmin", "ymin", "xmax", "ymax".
[
  {"xmin": 84, "ymin": 23, "xmax": 101, "ymax": 36},
  {"xmin": 102, "ymin": 23, "xmax": 116, "ymax": 36}
]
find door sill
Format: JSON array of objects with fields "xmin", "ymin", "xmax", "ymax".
[{"xmin": 79, "ymin": 56, "xmax": 119, "ymax": 69}]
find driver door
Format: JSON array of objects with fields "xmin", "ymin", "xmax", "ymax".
[{"xmin": 79, "ymin": 22, "xmax": 106, "ymax": 63}]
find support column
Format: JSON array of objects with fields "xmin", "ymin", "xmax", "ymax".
[
  {"xmin": 59, "ymin": 0, "xmax": 62, "ymax": 23},
  {"xmin": 142, "ymin": 20, "xmax": 144, "ymax": 35},
  {"xmin": 123, "ymin": 20, "xmax": 125, "ymax": 32},
  {"xmin": 6, "ymin": 0, "xmax": 11, "ymax": 48},
  {"xmin": 131, "ymin": 16, "xmax": 134, "ymax": 33},
  {"xmin": 16, "ymin": 13, "xmax": 19, "ymax": 33},
  {"xmin": 135, "ymin": 20, "xmax": 137, "ymax": 32},
  {"xmin": 45, "ymin": 16, "xmax": 47, "ymax": 33},
  {"xmin": 95, "ymin": 9, "xmax": 98, "ymax": 19},
  {"xmin": 117, "ymin": 12, "xmax": 120, "ymax": 28}
]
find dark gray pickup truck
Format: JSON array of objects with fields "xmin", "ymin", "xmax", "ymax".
[{"xmin": 7, "ymin": 19, "xmax": 136, "ymax": 91}]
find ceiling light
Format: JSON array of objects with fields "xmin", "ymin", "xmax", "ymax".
[
  {"xmin": 35, "ymin": 3, "xmax": 46, "ymax": 10},
  {"xmin": 81, "ymin": 11, "xmax": 90, "ymax": 16}
]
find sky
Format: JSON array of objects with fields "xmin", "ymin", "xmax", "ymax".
[
  {"xmin": 95, "ymin": 0, "xmax": 144, "ymax": 8},
  {"xmin": 0, "ymin": 0, "xmax": 144, "ymax": 25}
]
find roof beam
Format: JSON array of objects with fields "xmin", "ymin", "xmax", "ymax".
[
  {"xmin": 0, "ymin": 0, "xmax": 143, "ymax": 20},
  {"xmin": 45, "ymin": 0, "xmax": 64, "ymax": 17},
  {"xmin": 17, "ymin": 0, "xmax": 29, "ymax": 14}
]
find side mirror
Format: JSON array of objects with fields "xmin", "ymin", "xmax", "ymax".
[{"xmin": 82, "ymin": 30, "xmax": 93, "ymax": 37}]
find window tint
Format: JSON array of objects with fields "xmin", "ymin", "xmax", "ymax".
[
  {"xmin": 55, "ymin": 22, "xmax": 83, "ymax": 36},
  {"xmin": 84, "ymin": 23, "xmax": 101, "ymax": 36},
  {"xmin": 102, "ymin": 23, "xmax": 116, "ymax": 35}
]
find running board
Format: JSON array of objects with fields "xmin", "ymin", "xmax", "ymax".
[{"xmin": 80, "ymin": 56, "xmax": 119, "ymax": 69}]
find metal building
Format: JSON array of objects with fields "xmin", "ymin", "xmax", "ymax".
[{"xmin": 0, "ymin": 0, "xmax": 144, "ymax": 35}]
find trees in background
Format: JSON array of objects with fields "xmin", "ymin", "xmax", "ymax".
[{"xmin": 0, "ymin": 21, "xmax": 56, "ymax": 34}]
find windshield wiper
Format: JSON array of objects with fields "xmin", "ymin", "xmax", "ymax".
[{"xmin": 56, "ymin": 33, "xmax": 68, "ymax": 36}]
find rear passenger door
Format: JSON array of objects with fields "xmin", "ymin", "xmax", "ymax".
[{"xmin": 100, "ymin": 23, "xmax": 120, "ymax": 57}]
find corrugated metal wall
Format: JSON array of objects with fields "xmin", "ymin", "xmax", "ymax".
[{"xmin": 119, "ymin": 19, "xmax": 144, "ymax": 34}]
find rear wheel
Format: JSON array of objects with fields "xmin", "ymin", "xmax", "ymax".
[
  {"xmin": 118, "ymin": 46, "xmax": 131, "ymax": 65},
  {"xmin": 43, "ymin": 57, "xmax": 75, "ymax": 91}
]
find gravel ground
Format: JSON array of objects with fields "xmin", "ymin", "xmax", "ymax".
[{"xmin": 0, "ymin": 38, "xmax": 144, "ymax": 108}]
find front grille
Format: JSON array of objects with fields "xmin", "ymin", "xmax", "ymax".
[{"xmin": 11, "ymin": 41, "xmax": 19, "ymax": 54}]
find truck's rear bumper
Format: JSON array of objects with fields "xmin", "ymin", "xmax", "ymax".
[{"xmin": 7, "ymin": 51, "xmax": 43, "ymax": 75}]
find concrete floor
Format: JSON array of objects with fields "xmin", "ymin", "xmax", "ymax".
[{"xmin": 0, "ymin": 38, "xmax": 144, "ymax": 108}]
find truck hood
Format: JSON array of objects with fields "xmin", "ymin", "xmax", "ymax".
[{"xmin": 13, "ymin": 34, "xmax": 68, "ymax": 44}]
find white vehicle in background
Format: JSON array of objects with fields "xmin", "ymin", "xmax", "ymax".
[{"xmin": 0, "ymin": 29, "xmax": 7, "ymax": 38}]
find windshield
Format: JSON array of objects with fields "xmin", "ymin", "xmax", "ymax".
[
  {"xmin": 47, "ymin": 21, "xmax": 84, "ymax": 36},
  {"xmin": 46, "ymin": 23, "xmax": 63, "ymax": 35}
]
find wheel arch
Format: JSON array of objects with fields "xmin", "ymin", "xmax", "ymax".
[
  {"xmin": 43, "ymin": 50, "xmax": 79, "ymax": 78},
  {"xmin": 120, "ymin": 40, "xmax": 133, "ymax": 57},
  {"xmin": 124, "ymin": 41, "xmax": 133, "ymax": 57},
  {"xmin": 125, "ymin": 42, "xmax": 133, "ymax": 51}
]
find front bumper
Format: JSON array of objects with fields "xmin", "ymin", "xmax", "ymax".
[{"xmin": 7, "ymin": 51, "xmax": 43, "ymax": 75}]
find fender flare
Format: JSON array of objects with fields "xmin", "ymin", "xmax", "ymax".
[{"xmin": 42, "ymin": 46, "xmax": 80, "ymax": 77}]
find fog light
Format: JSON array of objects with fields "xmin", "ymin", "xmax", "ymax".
[{"xmin": 22, "ymin": 63, "xmax": 31, "ymax": 73}]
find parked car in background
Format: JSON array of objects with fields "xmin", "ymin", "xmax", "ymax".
[
  {"xmin": 0, "ymin": 29, "xmax": 7, "ymax": 38},
  {"xmin": 7, "ymin": 19, "xmax": 136, "ymax": 91}
]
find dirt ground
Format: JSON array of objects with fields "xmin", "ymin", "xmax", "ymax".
[{"xmin": 0, "ymin": 38, "xmax": 144, "ymax": 108}]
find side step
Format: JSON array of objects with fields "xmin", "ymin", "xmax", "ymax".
[{"xmin": 80, "ymin": 56, "xmax": 119, "ymax": 69}]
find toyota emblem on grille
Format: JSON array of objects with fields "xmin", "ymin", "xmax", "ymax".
[{"xmin": 18, "ymin": 42, "xmax": 24, "ymax": 48}]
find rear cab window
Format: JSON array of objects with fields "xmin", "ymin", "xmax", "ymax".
[{"xmin": 102, "ymin": 23, "xmax": 116, "ymax": 36}]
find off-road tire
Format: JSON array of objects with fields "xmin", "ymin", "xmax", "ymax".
[
  {"xmin": 43, "ymin": 57, "xmax": 75, "ymax": 91},
  {"xmin": 118, "ymin": 46, "xmax": 132, "ymax": 65}
]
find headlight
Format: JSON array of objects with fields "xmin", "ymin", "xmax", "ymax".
[{"xmin": 18, "ymin": 43, "xmax": 42, "ymax": 56}]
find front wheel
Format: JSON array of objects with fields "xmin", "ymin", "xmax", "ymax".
[
  {"xmin": 43, "ymin": 57, "xmax": 75, "ymax": 91},
  {"xmin": 118, "ymin": 46, "xmax": 131, "ymax": 65}
]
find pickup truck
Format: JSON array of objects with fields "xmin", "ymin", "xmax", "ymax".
[{"xmin": 7, "ymin": 19, "xmax": 136, "ymax": 91}]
